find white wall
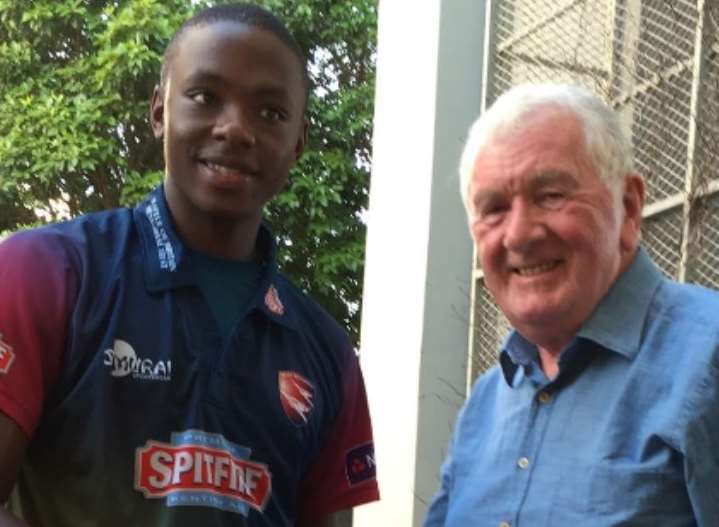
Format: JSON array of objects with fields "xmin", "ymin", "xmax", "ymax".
[{"xmin": 355, "ymin": 2, "xmax": 487, "ymax": 526}]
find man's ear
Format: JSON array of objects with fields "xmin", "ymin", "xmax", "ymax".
[
  {"xmin": 150, "ymin": 85, "xmax": 165, "ymax": 140},
  {"xmin": 620, "ymin": 172, "xmax": 645, "ymax": 252},
  {"xmin": 294, "ymin": 118, "xmax": 309, "ymax": 162}
]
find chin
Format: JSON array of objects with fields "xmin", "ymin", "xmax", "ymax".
[{"xmin": 506, "ymin": 303, "xmax": 564, "ymax": 328}]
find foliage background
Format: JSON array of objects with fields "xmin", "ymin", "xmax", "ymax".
[{"xmin": 0, "ymin": 0, "xmax": 377, "ymax": 345}]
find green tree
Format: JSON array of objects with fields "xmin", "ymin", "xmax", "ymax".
[{"xmin": 0, "ymin": 0, "xmax": 377, "ymax": 345}]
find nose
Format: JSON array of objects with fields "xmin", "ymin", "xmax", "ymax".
[
  {"xmin": 503, "ymin": 200, "xmax": 544, "ymax": 252},
  {"xmin": 212, "ymin": 105, "xmax": 256, "ymax": 146}
]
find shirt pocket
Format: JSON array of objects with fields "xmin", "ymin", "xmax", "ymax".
[{"xmin": 557, "ymin": 462, "xmax": 692, "ymax": 522}]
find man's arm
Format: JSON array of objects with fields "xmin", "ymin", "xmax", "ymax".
[{"xmin": 0, "ymin": 412, "xmax": 30, "ymax": 527}]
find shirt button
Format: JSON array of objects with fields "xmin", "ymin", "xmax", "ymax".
[
  {"xmin": 538, "ymin": 391, "xmax": 551, "ymax": 403},
  {"xmin": 517, "ymin": 457, "xmax": 530, "ymax": 469},
  {"xmin": 499, "ymin": 522, "xmax": 511, "ymax": 527}
]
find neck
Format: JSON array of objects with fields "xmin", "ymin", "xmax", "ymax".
[
  {"xmin": 178, "ymin": 216, "xmax": 260, "ymax": 260},
  {"xmin": 519, "ymin": 328, "xmax": 574, "ymax": 380},
  {"xmin": 537, "ymin": 346, "xmax": 562, "ymax": 379},
  {"xmin": 163, "ymin": 184, "xmax": 260, "ymax": 261}
]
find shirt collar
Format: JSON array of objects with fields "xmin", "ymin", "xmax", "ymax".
[
  {"xmin": 133, "ymin": 185, "xmax": 298, "ymax": 330},
  {"xmin": 500, "ymin": 247, "xmax": 664, "ymax": 385},
  {"xmin": 576, "ymin": 247, "xmax": 663, "ymax": 359}
]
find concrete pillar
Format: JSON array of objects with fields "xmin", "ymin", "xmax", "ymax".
[{"xmin": 355, "ymin": 2, "xmax": 487, "ymax": 526}]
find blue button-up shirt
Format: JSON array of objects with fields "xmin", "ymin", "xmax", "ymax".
[{"xmin": 424, "ymin": 248, "xmax": 719, "ymax": 526}]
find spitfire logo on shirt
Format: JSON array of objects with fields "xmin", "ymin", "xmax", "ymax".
[
  {"xmin": 0, "ymin": 333, "xmax": 15, "ymax": 374},
  {"xmin": 135, "ymin": 430, "xmax": 272, "ymax": 516},
  {"xmin": 278, "ymin": 371, "xmax": 315, "ymax": 425}
]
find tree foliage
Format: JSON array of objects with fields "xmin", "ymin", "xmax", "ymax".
[{"xmin": 0, "ymin": 0, "xmax": 377, "ymax": 345}]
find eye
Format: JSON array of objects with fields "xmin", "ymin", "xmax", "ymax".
[
  {"xmin": 259, "ymin": 107, "xmax": 287, "ymax": 122},
  {"xmin": 477, "ymin": 202, "xmax": 508, "ymax": 225},
  {"xmin": 537, "ymin": 191, "xmax": 566, "ymax": 210},
  {"xmin": 188, "ymin": 90, "xmax": 217, "ymax": 106}
]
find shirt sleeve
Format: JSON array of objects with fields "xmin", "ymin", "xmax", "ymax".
[
  {"xmin": 0, "ymin": 229, "xmax": 77, "ymax": 437},
  {"xmin": 296, "ymin": 350, "xmax": 380, "ymax": 520},
  {"xmin": 683, "ymin": 342, "xmax": 719, "ymax": 527},
  {"xmin": 422, "ymin": 420, "xmax": 456, "ymax": 526}
]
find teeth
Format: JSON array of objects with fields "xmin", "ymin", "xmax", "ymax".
[
  {"xmin": 205, "ymin": 161, "xmax": 244, "ymax": 176},
  {"xmin": 516, "ymin": 262, "xmax": 556, "ymax": 276}
]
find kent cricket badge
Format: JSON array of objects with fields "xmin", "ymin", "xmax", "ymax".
[
  {"xmin": 264, "ymin": 285, "xmax": 285, "ymax": 316},
  {"xmin": 278, "ymin": 371, "xmax": 314, "ymax": 425}
]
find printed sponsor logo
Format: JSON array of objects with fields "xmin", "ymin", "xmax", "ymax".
[
  {"xmin": 145, "ymin": 196, "xmax": 177, "ymax": 271},
  {"xmin": 0, "ymin": 333, "xmax": 15, "ymax": 374},
  {"xmin": 345, "ymin": 442, "xmax": 376, "ymax": 486},
  {"xmin": 103, "ymin": 339, "xmax": 171, "ymax": 382},
  {"xmin": 135, "ymin": 430, "xmax": 271, "ymax": 516},
  {"xmin": 264, "ymin": 285, "xmax": 284, "ymax": 316},
  {"xmin": 278, "ymin": 371, "xmax": 314, "ymax": 425}
]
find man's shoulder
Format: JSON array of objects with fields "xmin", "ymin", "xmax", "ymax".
[
  {"xmin": 468, "ymin": 364, "xmax": 504, "ymax": 396},
  {"xmin": 449, "ymin": 364, "xmax": 505, "ymax": 440},
  {"xmin": 464, "ymin": 364, "xmax": 505, "ymax": 411},
  {"xmin": 4, "ymin": 207, "xmax": 134, "ymax": 249},
  {"xmin": 1, "ymin": 207, "xmax": 137, "ymax": 277},
  {"xmin": 640, "ymin": 278, "xmax": 719, "ymax": 396},
  {"xmin": 653, "ymin": 277, "xmax": 719, "ymax": 328}
]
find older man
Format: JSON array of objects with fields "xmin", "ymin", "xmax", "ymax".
[{"xmin": 424, "ymin": 84, "xmax": 719, "ymax": 526}]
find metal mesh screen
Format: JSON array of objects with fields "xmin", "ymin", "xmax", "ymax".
[
  {"xmin": 642, "ymin": 207, "xmax": 684, "ymax": 278},
  {"xmin": 470, "ymin": 282, "xmax": 511, "ymax": 376},
  {"xmin": 488, "ymin": 1, "xmax": 613, "ymax": 102},
  {"xmin": 469, "ymin": 0, "xmax": 719, "ymax": 383}
]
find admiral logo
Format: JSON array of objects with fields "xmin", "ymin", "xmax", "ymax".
[
  {"xmin": 264, "ymin": 285, "xmax": 284, "ymax": 316},
  {"xmin": 103, "ymin": 339, "xmax": 171, "ymax": 382},
  {"xmin": 0, "ymin": 333, "xmax": 15, "ymax": 374},
  {"xmin": 345, "ymin": 442, "xmax": 376, "ymax": 486},
  {"xmin": 135, "ymin": 430, "xmax": 272, "ymax": 516},
  {"xmin": 279, "ymin": 371, "xmax": 314, "ymax": 425}
]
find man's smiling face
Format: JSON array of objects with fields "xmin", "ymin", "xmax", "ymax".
[
  {"xmin": 152, "ymin": 20, "xmax": 307, "ymax": 225},
  {"xmin": 468, "ymin": 108, "xmax": 636, "ymax": 349}
]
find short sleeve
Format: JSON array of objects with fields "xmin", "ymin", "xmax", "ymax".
[
  {"xmin": 0, "ymin": 229, "xmax": 77, "ymax": 437},
  {"xmin": 296, "ymin": 350, "xmax": 380, "ymax": 520}
]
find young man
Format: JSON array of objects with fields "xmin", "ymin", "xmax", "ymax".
[
  {"xmin": 424, "ymin": 83, "xmax": 719, "ymax": 525},
  {"xmin": 0, "ymin": 4, "xmax": 378, "ymax": 526}
]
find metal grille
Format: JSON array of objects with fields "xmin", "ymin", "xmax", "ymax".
[
  {"xmin": 469, "ymin": 283, "xmax": 510, "ymax": 380},
  {"xmin": 469, "ymin": 0, "xmax": 719, "ymax": 384},
  {"xmin": 642, "ymin": 207, "xmax": 683, "ymax": 278}
]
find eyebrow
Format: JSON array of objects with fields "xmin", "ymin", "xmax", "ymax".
[
  {"xmin": 471, "ymin": 171, "xmax": 579, "ymax": 208},
  {"xmin": 183, "ymin": 68, "xmax": 295, "ymax": 105},
  {"xmin": 472, "ymin": 189, "xmax": 504, "ymax": 210},
  {"xmin": 183, "ymin": 69, "xmax": 227, "ymax": 86},
  {"xmin": 530, "ymin": 170, "xmax": 580, "ymax": 191}
]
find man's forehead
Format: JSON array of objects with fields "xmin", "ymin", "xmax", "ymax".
[
  {"xmin": 172, "ymin": 21, "xmax": 297, "ymax": 69},
  {"xmin": 166, "ymin": 21, "xmax": 303, "ymax": 96}
]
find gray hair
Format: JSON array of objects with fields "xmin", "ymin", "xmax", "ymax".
[{"xmin": 459, "ymin": 83, "xmax": 634, "ymax": 216}]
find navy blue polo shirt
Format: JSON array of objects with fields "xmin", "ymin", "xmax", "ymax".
[{"xmin": 0, "ymin": 186, "xmax": 378, "ymax": 526}]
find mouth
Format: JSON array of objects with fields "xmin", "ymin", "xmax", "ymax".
[
  {"xmin": 199, "ymin": 158, "xmax": 258, "ymax": 178},
  {"xmin": 512, "ymin": 260, "xmax": 561, "ymax": 277}
]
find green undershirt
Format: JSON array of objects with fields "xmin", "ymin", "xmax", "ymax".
[{"xmin": 191, "ymin": 250, "xmax": 261, "ymax": 340}]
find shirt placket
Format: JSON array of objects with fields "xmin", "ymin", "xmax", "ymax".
[{"xmin": 506, "ymin": 376, "xmax": 558, "ymax": 527}]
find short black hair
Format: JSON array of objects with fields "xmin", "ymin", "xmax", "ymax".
[{"xmin": 160, "ymin": 3, "xmax": 310, "ymax": 97}]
